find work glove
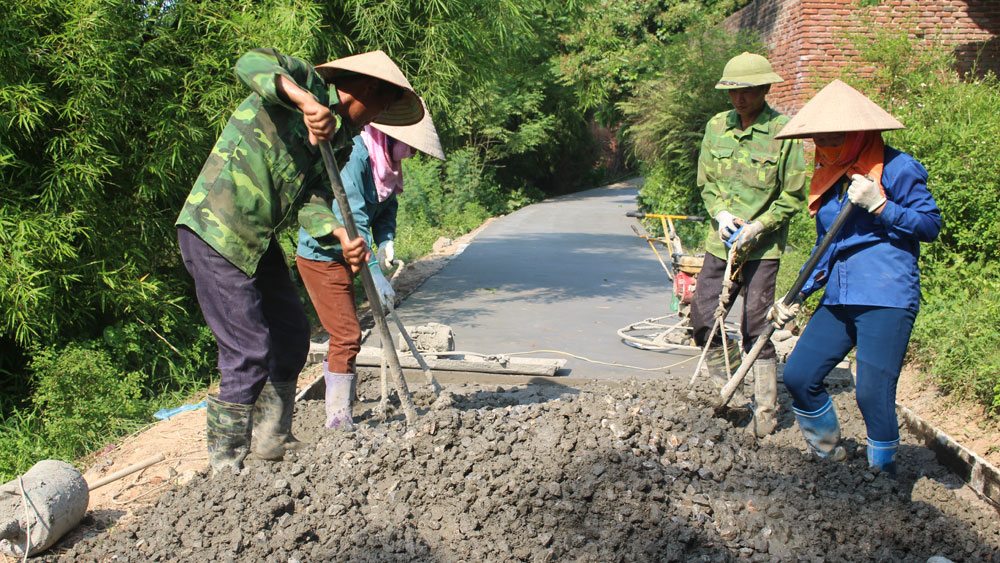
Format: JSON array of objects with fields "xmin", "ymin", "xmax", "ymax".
[
  {"xmin": 847, "ymin": 174, "xmax": 887, "ymax": 213},
  {"xmin": 732, "ymin": 220, "xmax": 764, "ymax": 251},
  {"xmin": 715, "ymin": 210, "xmax": 742, "ymax": 242},
  {"xmin": 376, "ymin": 240, "xmax": 395, "ymax": 271},
  {"xmin": 370, "ymin": 263, "xmax": 396, "ymax": 306},
  {"xmin": 766, "ymin": 292, "xmax": 803, "ymax": 329}
]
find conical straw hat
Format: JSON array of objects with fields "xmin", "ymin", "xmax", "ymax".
[
  {"xmin": 371, "ymin": 98, "xmax": 446, "ymax": 161},
  {"xmin": 775, "ymin": 79, "xmax": 904, "ymax": 139},
  {"xmin": 315, "ymin": 51, "xmax": 424, "ymax": 127}
]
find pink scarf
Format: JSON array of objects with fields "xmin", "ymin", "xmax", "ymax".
[{"xmin": 361, "ymin": 125, "xmax": 415, "ymax": 202}]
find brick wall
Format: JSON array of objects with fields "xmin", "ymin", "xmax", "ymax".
[{"xmin": 722, "ymin": 0, "xmax": 1000, "ymax": 115}]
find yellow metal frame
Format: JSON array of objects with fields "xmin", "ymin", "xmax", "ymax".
[{"xmin": 630, "ymin": 213, "xmax": 701, "ymax": 281}]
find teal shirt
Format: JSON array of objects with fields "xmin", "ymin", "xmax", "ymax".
[{"xmin": 297, "ymin": 136, "xmax": 398, "ymax": 261}]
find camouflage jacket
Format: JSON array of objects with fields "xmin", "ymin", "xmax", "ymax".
[
  {"xmin": 176, "ymin": 48, "xmax": 356, "ymax": 275},
  {"xmin": 697, "ymin": 104, "xmax": 808, "ymax": 261}
]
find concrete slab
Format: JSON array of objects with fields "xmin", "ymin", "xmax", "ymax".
[{"xmin": 389, "ymin": 179, "xmax": 702, "ymax": 382}]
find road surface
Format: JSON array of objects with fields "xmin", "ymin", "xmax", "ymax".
[{"xmin": 392, "ymin": 178, "xmax": 706, "ymax": 381}]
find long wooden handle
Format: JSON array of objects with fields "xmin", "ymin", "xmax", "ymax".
[
  {"xmin": 387, "ymin": 300, "xmax": 440, "ymax": 393},
  {"xmin": 87, "ymin": 453, "xmax": 165, "ymax": 491},
  {"xmin": 318, "ymin": 141, "xmax": 417, "ymax": 424},
  {"xmin": 718, "ymin": 200, "xmax": 856, "ymax": 406}
]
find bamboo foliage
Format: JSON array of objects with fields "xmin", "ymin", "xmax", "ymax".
[{"xmin": 0, "ymin": 0, "xmax": 591, "ymax": 375}]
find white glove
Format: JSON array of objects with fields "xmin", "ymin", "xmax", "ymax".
[
  {"xmin": 847, "ymin": 174, "xmax": 886, "ymax": 213},
  {"xmin": 376, "ymin": 240, "xmax": 395, "ymax": 271},
  {"xmin": 715, "ymin": 210, "xmax": 741, "ymax": 242},
  {"xmin": 732, "ymin": 220, "xmax": 764, "ymax": 250},
  {"xmin": 370, "ymin": 264, "xmax": 396, "ymax": 306},
  {"xmin": 766, "ymin": 292, "xmax": 803, "ymax": 329}
]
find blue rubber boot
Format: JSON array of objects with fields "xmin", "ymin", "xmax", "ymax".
[
  {"xmin": 866, "ymin": 438, "xmax": 899, "ymax": 477},
  {"xmin": 793, "ymin": 398, "xmax": 847, "ymax": 461}
]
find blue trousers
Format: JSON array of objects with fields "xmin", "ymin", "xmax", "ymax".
[
  {"xmin": 782, "ymin": 304, "xmax": 916, "ymax": 442},
  {"xmin": 178, "ymin": 227, "xmax": 310, "ymax": 405}
]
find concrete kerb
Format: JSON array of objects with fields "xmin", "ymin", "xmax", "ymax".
[{"xmin": 897, "ymin": 403, "xmax": 1000, "ymax": 512}]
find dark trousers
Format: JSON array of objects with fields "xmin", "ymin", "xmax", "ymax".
[
  {"xmin": 178, "ymin": 227, "xmax": 309, "ymax": 405},
  {"xmin": 690, "ymin": 253, "xmax": 779, "ymax": 360},
  {"xmin": 782, "ymin": 304, "xmax": 916, "ymax": 442},
  {"xmin": 296, "ymin": 255, "xmax": 361, "ymax": 374}
]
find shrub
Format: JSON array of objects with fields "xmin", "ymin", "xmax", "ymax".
[
  {"xmin": 394, "ymin": 148, "xmax": 536, "ymax": 260},
  {"xmin": 0, "ymin": 309, "xmax": 216, "ymax": 480},
  {"xmin": 911, "ymin": 256, "xmax": 1000, "ymax": 417},
  {"xmin": 30, "ymin": 343, "xmax": 147, "ymax": 464},
  {"xmin": 0, "ymin": 407, "xmax": 47, "ymax": 481}
]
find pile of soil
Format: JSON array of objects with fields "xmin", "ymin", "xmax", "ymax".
[{"xmin": 45, "ymin": 374, "xmax": 999, "ymax": 562}]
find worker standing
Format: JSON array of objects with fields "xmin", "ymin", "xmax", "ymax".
[
  {"xmin": 296, "ymin": 103, "xmax": 445, "ymax": 429},
  {"xmin": 769, "ymin": 80, "xmax": 941, "ymax": 476},
  {"xmin": 691, "ymin": 52, "xmax": 808, "ymax": 437},
  {"xmin": 175, "ymin": 48, "xmax": 424, "ymax": 474}
]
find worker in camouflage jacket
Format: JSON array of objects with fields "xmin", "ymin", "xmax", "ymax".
[
  {"xmin": 690, "ymin": 52, "xmax": 808, "ymax": 437},
  {"xmin": 176, "ymin": 48, "xmax": 424, "ymax": 474}
]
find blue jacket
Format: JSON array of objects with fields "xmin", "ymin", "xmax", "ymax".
[
  {"xmin": 800, "ymin": 146, "xmax": 941, "ymax": 312},
  {"xmin": 296, "ymin": 136, "xmax": 398, "ymax": 261}
]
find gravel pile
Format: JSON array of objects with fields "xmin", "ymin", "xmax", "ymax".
[{"xmin": 46, "ymin": 375, "xmax": 1000, "ymax": 562}]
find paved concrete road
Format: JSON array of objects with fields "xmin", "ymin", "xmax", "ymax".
[{"xmin": 392, "ymin": 178, "xmax": 704, "ymax": 381}]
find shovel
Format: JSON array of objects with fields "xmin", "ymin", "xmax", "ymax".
[
  {"xmin": 718, "ymin": 200, "xmax": 856, "ymax": 407},
  {"xmin": 318, "ymin": 141, "xmax": 418, "ymax": 424}
]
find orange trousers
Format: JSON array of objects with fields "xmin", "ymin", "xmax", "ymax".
[{"xmin": 295, "ymin": 256, "xmax": 361, "ymax": 374}]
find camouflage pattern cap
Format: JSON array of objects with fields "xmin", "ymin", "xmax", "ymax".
[
  {"xmin": 716, "ymin": 52, "xmax": 783, "ymax": 90},
  {"xmin": 316, "ymin": 51, "xmax": 423, "ymax": 126}
]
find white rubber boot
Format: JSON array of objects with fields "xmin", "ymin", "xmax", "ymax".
[{"xmin": 325, "ymin": 369, "xmax": 355, "ymax": 430}]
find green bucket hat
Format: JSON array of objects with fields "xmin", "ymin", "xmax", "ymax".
[{"xmin": 715, "ymin": 52, "xmax": 784, "ymax": 90}]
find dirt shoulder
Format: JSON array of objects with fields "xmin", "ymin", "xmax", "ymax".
[{"xmin": 896, "ymin": 364, "xmax": 1000, "ymax": 467}]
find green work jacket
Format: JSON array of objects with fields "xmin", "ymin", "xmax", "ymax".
[
  {"xmin": 176, "ymin": 48, "xmax": 355, "ymax": 276},
  {"xmin": 697, "ymin": 104, "xmax": 808, "ymax": 261}
]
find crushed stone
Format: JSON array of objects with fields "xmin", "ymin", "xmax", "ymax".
[{"xmin": 41, "ymin": 375, "xmax": 1000, "ymax": 562}]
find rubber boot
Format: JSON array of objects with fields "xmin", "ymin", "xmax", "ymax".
[
  {"xmin": 867, "ymin": 437, "xmax": 899, "ymax": 477},
  {"xmin": 323, "ymin": 360, "xmax": 358, "ymax": 405},
  {"xmin": 753, "ymin": 359, "xmax": 779, "ymax": 437},
  {"xmin": 325, "ymin": 368, "xmax": 355, "ymax": 430},
  {"xmin": 793, "ymin": 398, "xmax": 847, "ymax": 461},
  {"xmin": 704, "ymin": 345, "xmax": 742, "ymax": 387},
  {"xmin": 206, "ymin": 395, "xmax": 253, "ymax": 474},
  {"xmin": 251, "ymin": 379, "xmax": 304, "ymax": 460}
]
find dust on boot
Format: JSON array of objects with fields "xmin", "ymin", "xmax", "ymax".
[
  {"xmin": 206, "ymin": 395, "xmax": 254, "ymax": 473},
  {"xmin": 753, "ymin": 359, "xmax": 778, "ymax": 437},
  {"xmin": 867, "ymin": 437, "xmax": 899, "ymax": 477},
  {"xmin": 325, "ymin": 364, "xmax": 356, "ymax": 430},
  {"xmin": 793, "ymin": 397, "xmax": 846, "ymax": 461},
  {"xmin": 252, "ymin": 379, "xmax": 304, "ymax": 460}
]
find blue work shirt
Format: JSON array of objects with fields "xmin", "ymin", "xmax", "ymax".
[
  {"xmin": 297, "ymin": 136, "xmax": 398, "ymax": 261},
  {"xmin": 800, "ymin": 146, "xmax": 941, "ymax": 312}
]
